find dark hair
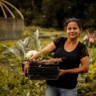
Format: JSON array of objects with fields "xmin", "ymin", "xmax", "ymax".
[{"xmin": 64, "ymin": 18, "xmax": 82, "ymax": 30}]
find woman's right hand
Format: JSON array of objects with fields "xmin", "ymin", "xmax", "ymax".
[{"xmin": 24, "ymin": 61, "xmax": 29, "ymax": 76}]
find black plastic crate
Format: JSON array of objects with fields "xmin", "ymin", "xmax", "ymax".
[{"xmin": 28, "ymin": 62, "xmax": 59, "ymax": 80}]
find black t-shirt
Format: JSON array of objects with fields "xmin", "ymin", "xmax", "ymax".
[{"xmin": 46, "ymin": 37, "xmax": 89, "ymax": 89}]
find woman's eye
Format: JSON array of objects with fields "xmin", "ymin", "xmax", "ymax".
[
  {"xmin": 68, "ymin": 27, "xmax": 71, "ymax": 30},
  {"xmin": 73, "ymin": 27, "xmax": 77, "ymax": 30},
  {"xmin": 67, "ymin": 27, "xmax": 78, "ymax": 30}
]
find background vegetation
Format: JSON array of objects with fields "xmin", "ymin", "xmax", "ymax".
[{"xmin": 0, "ymin": 0, "xmax": 96, "ymax": 29}]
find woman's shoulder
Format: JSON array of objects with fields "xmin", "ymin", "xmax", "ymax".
[
  {"xmin": 54, "ymin": 36, "xmax": 66, "ymax": 42},
  {"xmin": 53, "ymin": 36, "xmax": 66, "ymax": 46},
  {"xmin": 79, "ymin": 42, "xmax": 89, "ymax": 58}
]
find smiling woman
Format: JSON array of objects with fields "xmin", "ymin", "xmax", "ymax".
[
  {"xmin": 64, "ymin": 19, "xmax": 82, "ymax": 52},
  {"xmin": 66, "ymin": 22, "xmax": 81, "ymax": 39},
  {"xmin": 24, "ymin": 18, "xmax": 89, "ymax": 96}
]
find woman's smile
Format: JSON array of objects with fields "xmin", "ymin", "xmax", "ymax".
[{"xmin": 66, "ymin": 22, "xmax": 82, "ymax": 39}]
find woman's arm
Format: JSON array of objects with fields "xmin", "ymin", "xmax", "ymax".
[
  {"xmin": 59, "ymin": 56, "xmax": 89, "ymax": 77},
  {"xmin": 29, "ymin": 42, "xmax": 56, "ymax": 61},
  {"xmin": 24, "ymin": 42, "xmax": 56, "ymax": 76}
]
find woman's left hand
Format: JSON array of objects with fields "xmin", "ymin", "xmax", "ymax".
[{"xmin": 58, "ymin": 69, "xmax": 67, "ymax": 77}]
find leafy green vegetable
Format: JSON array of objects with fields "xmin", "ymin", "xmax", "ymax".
[
  {"xmin": 37, "ymin": 51, "xmax": 55, "ymax": 60},
  {"xmin": 2, "ymin": 29, "xmax": 41, "ymax": 63}
]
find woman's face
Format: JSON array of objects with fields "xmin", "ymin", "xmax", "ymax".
[{"xmin": 65, "ymin": 22, "xmax": 82, "ymax": 40}]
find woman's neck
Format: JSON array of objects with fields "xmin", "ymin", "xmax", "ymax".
[{"xmin": 67, "ymin": 38, "xmax": 78, "ymax": 44}]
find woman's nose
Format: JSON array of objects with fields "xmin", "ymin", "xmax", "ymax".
[{"xmin": 70, "ymin": 29, "xmax": 74, "ymax": 32}]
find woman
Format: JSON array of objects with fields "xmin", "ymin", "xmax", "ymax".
[{"xmin": 24, "ymin": 18, "xmax": 89, "ymax": 96}]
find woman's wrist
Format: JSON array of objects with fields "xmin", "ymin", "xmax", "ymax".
[
  {"xmin": 64, "ymin": 70, "xmax": 68, "ymax": 74},
  {"xmin": 25, "ymin": 59, "xmax": 31, "ymax": 63}
]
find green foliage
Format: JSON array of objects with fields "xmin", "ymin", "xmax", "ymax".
[
  {"xmin": 88, "ymin": 48, "xmax": 96, "ymax": 64},
  {"xmin": 37, "ymin": 51, "xmax": 55, "ymax": 60},
  {"xmin": 2, "ymin": 0, "xmax": 96, "ymax": 29},
  {"xmin": 21, "ymin": 30, "xmax": 31, "ymax": 38},
  {"xmin": 89, "ymin": 62, "xmax": 96, "ymax": 79},
  {"xmin": 77, "ymin": 46, "xmax": 96, "ymax": 95},
  {"xmin": 0, "ymin": 66, "xmax": 46, "ymax": 96}
]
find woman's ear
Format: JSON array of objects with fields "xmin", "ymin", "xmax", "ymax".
[
  {"xmin": 65, "ymin": 30, "xmax": 67, "ymax": 33},
  {"xmin": 79, "ymin": 28, "xmax": 82, "ymax": 34},
  {"xmin": 65, "ymin": 28, "xmax": 67, "ymax": 33}
]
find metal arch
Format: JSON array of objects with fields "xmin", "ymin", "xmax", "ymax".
[
  {"xmin": 1, "ymin": 2, "xmax": 15, "ymax": 18},
  {"xmin": 0, "ymin": 0, "xmax": 24, "ymax": 19},
  {"xmin": 0, "ymin": 2, "xmax": 7, "ymax": 18}
]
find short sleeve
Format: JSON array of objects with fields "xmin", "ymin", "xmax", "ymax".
[
  {"xmin": 80, "ymin": 45, "xmax": 89, "ymax": 59},
  {"xmin": 53, "ymin": 37, "xmax": 64, "ymax": 47}
]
